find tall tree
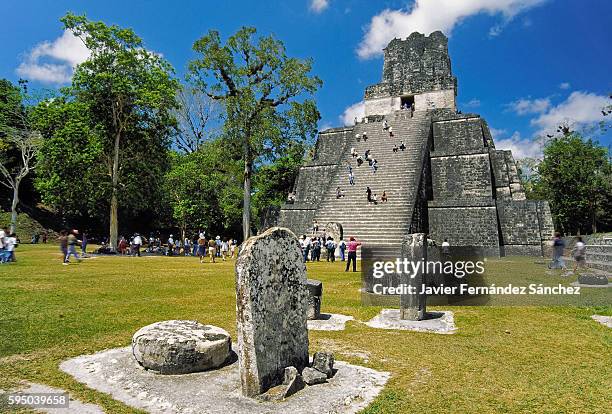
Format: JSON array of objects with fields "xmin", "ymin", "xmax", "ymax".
[
  {"xmin": 187, "ymin": 27, "xmax": 321, "ymax": 240},
  {"xmin": 61, "ymin": 13, "xmax": 179, "ymax": 250},
  {"xmin": 0, "ymin": 79, "xmax": 41, "ymax": 233},
  {"xmin": 536, "ymin": 133, "xmax": 611, "ymax": 234}
]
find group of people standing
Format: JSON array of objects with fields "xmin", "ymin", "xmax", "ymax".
[{"xmin": 58, "ymin": 229, "xmax": 85, "ymax": 265}]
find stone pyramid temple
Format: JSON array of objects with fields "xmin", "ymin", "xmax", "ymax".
[{"xmin": 277, "ymin": 31, "xmax": 553, "ymax": 256}]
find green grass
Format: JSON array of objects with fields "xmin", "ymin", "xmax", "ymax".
[{"xmin": 0, "ymin": 245, "xmax": 610, "ymax": 413}]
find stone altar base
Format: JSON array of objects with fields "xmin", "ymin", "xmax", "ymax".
[
  {"xmin": 60, "ymin": 347, "xmax": 390, "ymax": 414},
  {"xmin": 366, "ymin": 309, "xmax": 457, "ymax": 334},
  {"xmin": 591, "ymin": 315, "xmax": 612, "ymax": 328},
  {"xmin": 307, "ymin": 313, "xmax": 354, "ymax": 331}
]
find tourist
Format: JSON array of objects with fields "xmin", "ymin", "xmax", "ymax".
[
  {"xmin": 572, "ymin": 236, "xmax": 587, "ymax": 272},
  {"xmin": 362, "ymin": 132, "xmax": 368, "ymax": 142},
  {"xmin": 372, "ymin": 193, "xmax": 379, "ymax": 204},
  {"xmin": 366, "ymin": 186, "xmax": 373, "ymax": 202},
  {"xmin": 441, "ymin": 238, "xmax": 451, "ymax": 259},
  {"xmin": 410, "ymin": 102, "xmax": 415, "ymax": 118},
  {"xmin": 133, "ymin": 233, "xmax": 142, "ymax": 257},
  {"xmin": 81, "ymin": 232, "xmax": 88, "ymax": 255},
  {"xmin": 399, "ymin": 141, "xmax": 406, "ymax": 151},
  {"xmin": 167, "ymin": 234, "xmax": 175, "ymax": 256},
  {"xmin": 312, "ymin": 237, "xmax": 321, "ymax": 261},
  {"xmin": 364, "ymin": 149, "xmax": 371, "ymax": 161},
  {"xmin": 325, "ymin": 237, "xmax": 336, "ymax": 262},
  {"xmin": 392, "ymin": 144, "xmax": 398, "ymax": 153},
  {"xmin": 221, "ymin": 238, "xmax": 229, "ymax": 261},
  {"xmin": 197, "ymin": 234, "xmax": 206, "ymax": 263},
  {"xmin": 355, "ymin": 133, "xmax": 361, "ymax": 142},
  {"xmin": 1, "ymin": 232, "xmax": 17, "ymax": 263},
  {"xmin": 215, "ymin": 236, "xmax": 222, "ymax": 257},
  {"xmin": 313, "ymin": 220, "xmax": 319, "ymax": 233},
  {"xmin": 348, "ymin": 171, "xmax": 355, "ymax": 185},
  {"xmin": 58, "ymin": 230, "xmax": 68, "ymax": 263},
  {"xmin": 354, "ymin": 116, "xmax": 357, "ymax": 125},
  {"xmin": 383, "ymin": 119, "xmax": 389, "ymax": 130},
  {"xmin": 345, "ymin": 236, "xmax": 362, "ymax": 272},
  {"xmin": 548, "ymin": 233, "xmax": 566, "ymax": 270},
  {"xmin": 0, "ymin": 226, "xmax": 6, "ymax": 260},
  {"xmin": 336, "ymin": 187, "xmax": 344, "ymax": 198},
  {"xmin": 388, "ymin": 126, "xmax": 394, "ymax": 137},
  {"xmin": 183, "ymin": 237, "xmax": 191, "ymax": 256},
  {"xmin": 381, "ymin": 191, "xmax": 388, "ymax": 202},
  {"xmin": 208, "ymin": 237, "xmax": 217, "ymax": 263},
  {"xmin": 371, "ymin": 158, "xmax": 378, "ymax": 173},
  {"xmin": 301, "ymin": 235, "xmax": 311, "ymax": 262},
  {"xmin": 64, "ymin": 230, "xmax": 81, "ymax": 264},
  {"xmin": 118, "ymin": 236, "xmax": 128, "ymax": 255},
  {"xmin": 356, "ymin": 155, "xmax": 364, "ymax": 166},
  {"xmin": 42, "ymin": 232, "xmax": 47, "ymax": 244},
  {"xmin": 338, "ymin": 238, "xmax": 347, "ymax": 261},
  {"xmin": 351, "ymin": 147, "xmax": 357, "ymax": 158}
]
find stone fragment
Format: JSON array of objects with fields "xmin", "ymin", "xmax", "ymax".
[
  {"xmin": 236, "ymin": 227, "xmax": 310, "ymax": 397},
  {"xmin": 312, "ymin": 352, "xmax": 335, "ymax": 378},
  {"xmin": 578, "ymin": 274, "xmax": 608, "ymax": 285},
  {"xmin": 131, "ymin": 320, "xmax": 231, "ymax": 375},
  {"xmin": 306, "ymin": 279, "xmax": 322, "ymax": 320},
  {"xmin": 257, "ymin": 366, "xmax": 305, "ymax": 401},
  {"xmin": 302, "ymin": 367, "xmax": 327, "ymax": 385}
]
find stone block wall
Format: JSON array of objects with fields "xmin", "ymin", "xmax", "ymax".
[
  {"xmin": 496, "ymin": 199, "xmax": 541, "ymax": 245},
  {"xmin": 312, "ymin": 127, "xmax": 353, "ymax": 164},
  {"xmin": 431, "ymin": 154, "xmax": 493, "ymax": 200},
  {"xmin": 277, "ymin": 207, "xmax": 316, "ymax": 237},
  {"xmin": 414, "ymin": 90, "xmax": 456, "ymax": 111},
  {"xmin": 429, "ymin": 206, "xmax": 500, "ymax": 249},
  {"xmin": 432, "ymin": 117, "xmax": 485, "ymax": 154}
]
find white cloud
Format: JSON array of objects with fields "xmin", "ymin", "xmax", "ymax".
[
  {"xmin": 495, "ymin": 131, "xmax": 542, "ymax": 159},
  {"xmin": 489, "ymin": 127, "xmax": 507, "ymax": 139},
  {"xmin": 17, "ymin": 30, "xmax": 90, "ymax": 84},
  {"xmin": 310, "ymin": 0, "xmax": 329, "ymax": 13},
  {"xmin": 530, "ymin": 91, "xmax": 609, "ymax": 135},
  {"xmin": 357, "ymin": 0, "xmax": 546, "ymax": 58},
  {"xmin": 559, "ymin": 82, "xmax": 570, "ymax": 90},
  {"xmin": 464, "ymin": 98, "xmax": 481, "ymax": 108},
  {"xmin": 506, "ymin": 97, "xmax": 551, "ymax": 115},
  {"xmin": 340, "ymin": 101, "xmax": 365, "ymax": 126}
]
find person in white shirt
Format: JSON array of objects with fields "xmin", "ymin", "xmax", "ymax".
[
  {"xmin": 133, "ymin": 234, "xmax": 143, "ymax": 257},
  {"xmin": 0, "ymin": 227, "xmax": 6, "ymax": 250},
  {"xmin": 572, "ymin": 236, "xmax": 587, "ymax": 272},
  {"xmin": 2, "ymin": 232, "xmax": 17, "ymax": 263}
]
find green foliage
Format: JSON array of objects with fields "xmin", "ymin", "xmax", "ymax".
[
  {"xmin": 31, "ymin": 98, "xmax": 104, "ymax": 218},
  {"xmin": 533, "ymin": 133, "xmax": 612, "ymax": 234},
  {"xmin": 164, "ymin": 140, "xmax": 243, "ymax": 237},
  {"xmin": 187, "ymin": 26, "xmax": 321, "ymax": 237}
]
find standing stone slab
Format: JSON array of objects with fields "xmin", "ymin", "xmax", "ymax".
[
  {"xmin": 236, "ymin": 227, "xmax": 309, "ymax": 397},
  {"xmin": 400, "ymin": 233, "xmax": 427, "ymax": 321},
  {"xmin": 306, "ymin": 279, "xmax": 323, "ymax": 320}
]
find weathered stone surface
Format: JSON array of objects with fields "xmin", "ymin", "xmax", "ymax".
[
  {"xmin": 131, "ymin": 320, "xmax": 231, "ymax": 375},
  {"xmin": 578, "ymin": 274, "xmax": 608, "ymax": 286},
  {"xmin": 306, "ymin": 279, "xmax": 323, "ymax": 320},
  {"xmin": 312, "ymin": 352, "xmax": 335, "ymax": 378},
  {"xmin": 324, "ymin": 222, "xmax": 343, "ymax": 244},
  {"xmin": 60, "ymin": 346, "xmax": 392, "ymax": 414},
  {"xmin": 302, "ymin": 367, "xmax": 327, "ymax": 385},
  {"xmin": 236, "ymin": 227, "xmax": 310, "ymax": 397},
  {"xmin": 366, "ymin": 309, "xmax": 457, "ymax": 334},
  {"xmin": 400, "ymin": 233, "xmax": 427, "ymax": 321},
  {"xmin": 258, "ymin": 366, "xmax": 306, "ymax": 401}
]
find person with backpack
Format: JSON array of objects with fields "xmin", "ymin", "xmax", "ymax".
[
  {"xmin": 338, "ymin": 238, "xmax": 347, "ymax": 261},
  {"xmin": 208, "ymin": 238, "xmax": 217, "ymax": 263},
  {"xmin": 197, "ymin": 234, "xmax": 207, "ymax": 263},
  {"xmin": 325, "ymin": 237, "xmax": 336, "ymax": 262}
]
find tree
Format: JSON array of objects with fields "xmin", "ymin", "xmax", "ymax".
[
  {"xmin": 0, "ymin": 79, "xmax": 41, "ymax": 233},
  {"xmin": 31, "ymin": 98, "xmax": 104, "ymax": 223},
  {"xmin": 187, "ymin": 27, "xmax": 321, "ymax": 240},
  {"xmin": 174, "ymin": 87, "xmax": 220, "ymax": 153},
  {"xmin": 536, "ymin": 133, "xmax": 611, "ymax": 234},
  {"xmin": 164, "ymin": 139, "xmax": 243, "ymax": 239},
  {"xmin": 62, "ymin": 13, "xmax": 179, "ymax": 250}
]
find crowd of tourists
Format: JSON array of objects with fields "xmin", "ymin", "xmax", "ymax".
[{"xmin": 299, "ymin": 222, "xmax": 363, "ymax": 272}]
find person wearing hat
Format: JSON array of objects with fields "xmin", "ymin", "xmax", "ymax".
[
  {"xmin": 167, "ymin": 234, "xmax": 175, "ymax": 256},
  {"xmin": 215, "ymin": 235, "xmax": 222, "ymax": 257}
]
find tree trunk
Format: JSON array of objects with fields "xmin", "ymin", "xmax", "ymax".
[
  {"xmin": 243, "ymin": 155, "xmax": 252, "ymax": 241},
  {"xmin": 9, "ymin": 179, "xmax": 21, "ymax": 234},
  {"xmin": 109, "ymin": 131, "xmax": 121, "ymax": 251}
]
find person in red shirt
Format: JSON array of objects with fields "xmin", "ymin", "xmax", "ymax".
[{"xmin": 345, "ymin": 236, "xmax": 362, "ymax": 272}]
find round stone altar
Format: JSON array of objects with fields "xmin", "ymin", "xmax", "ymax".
[{"xmin": 132, "ymin": 320, "xmax": 231, "ymax": 375}]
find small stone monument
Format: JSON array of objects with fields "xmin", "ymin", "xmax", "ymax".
[
  {"xmin": 306, "ymin": 279, "xmax": 322, "ymax": 320},
  {"xmin": 400, "ymin": 233, "xmax": 427, "ymax": 321},
  {"xmin": 132, "ymin": 320, "xmax": 231, "ymax": 375},
  {"xmin": 235, "ymin": 227, "xmax": 310, "ymax": 397}
]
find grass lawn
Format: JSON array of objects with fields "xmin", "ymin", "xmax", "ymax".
[{"xmin": 0, "ymin": 244, "xmax": 610, "ymax": 413}]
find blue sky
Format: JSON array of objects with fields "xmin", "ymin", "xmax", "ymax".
[{"xmin": 1, "ymin": 0, "xmax": 610, "ymax": 158}]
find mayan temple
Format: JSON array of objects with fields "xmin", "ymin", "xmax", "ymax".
[{"xmin": 277, "ymin": 31, "xmax": 554, "ymax": 257}]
